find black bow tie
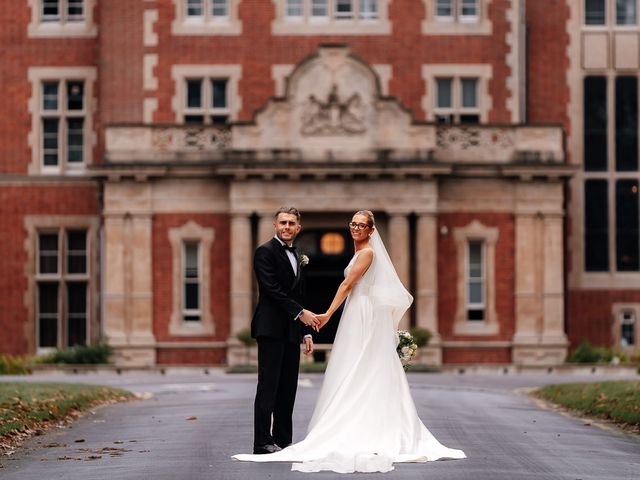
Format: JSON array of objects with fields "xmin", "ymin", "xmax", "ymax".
[{"xmin": 282, "ymin": 244, "xmax": 297, "ymax": 253}]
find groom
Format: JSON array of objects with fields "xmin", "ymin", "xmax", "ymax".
[{"xmin": 251, "ymin": 206, "xmax": 318, "ymax": 454}]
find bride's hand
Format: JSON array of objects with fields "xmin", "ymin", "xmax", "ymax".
[{"xmin": 316, "ymin": 313, "xmax": 330, "ymax": 330}]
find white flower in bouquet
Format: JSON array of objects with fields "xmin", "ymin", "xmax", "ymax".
[{"xmin": 396, "ymin": 330, "xmax": 418, "ymax": 370}]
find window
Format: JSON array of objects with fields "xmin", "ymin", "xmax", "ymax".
[
  {"xmin": 585, "ymin": 180, "xmax": 610, "ymax": 271},
  {"xmin": 184, "ymin": 78, "xmax": 229, "ymax": 124},
  {"xmin": 584, "ymin": 76, "xmax": 608, "ymax": 171},
  {"xmin": 616, "ymin": 0, "xmax": 637, "ymax": 24},
  {"xmin": 621, "ymin": 310, "xmax": 636, "ymax": 346},
  {"xmin": 286, "ymin": 0, "xmax": 304, "ymax": 17},
  {"xmin": 169, "ymin": 221, "xmax": 215, "ymax": 336},
  {"xmin": 39, "ymin": 79, "xmax": 87, "ymax": 170},
  {"xmin": 583, "ymin": 75, "xmax": 640, "ymax": 274},
  {"xmin": 41, "ymin": 0, "xmax": 84, "ymax": 23},
  {"xmin": 436, "ymin": 0, "xmax": 479, "ymax": 23},
  {"xmin": 183, "ymin": 242, "xmax": 201, "ymax": 322},
  {"xmin": 585, "ymin": 0, "xmax": 606, "ymax": 25},
  {"xmin": 36, "ymin": 229, "xmax": 88, "ymax": 350},
  {"xmin": 311, "ymin": 0, "xmax": 328, "ymax": 17},
  {"xmin": 616, "ymin": 180, "xmax": 639, "ymax": 270},
  {"xmin": 615, "ymin": 77, "xmax": 638, "ymax": 172},
  {"xmin": 185, "ymin": 0, "xmax": 228, "ymax": 19},
  {"xmin": 435, "ymin": 77, "xmax": 480, "ymax": 124},
  {"xmin": 467, "ymin": 240, "xmax": 485, "ymax": 321}
]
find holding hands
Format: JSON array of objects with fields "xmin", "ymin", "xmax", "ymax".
[{"xmin": 299, "ymin": 309, "xmax": 331, "ymax": 332}]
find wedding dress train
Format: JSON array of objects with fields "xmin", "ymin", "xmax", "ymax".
[{"xmin": 232, "ymin": 231, "xmax": 466, "ymax": 473}]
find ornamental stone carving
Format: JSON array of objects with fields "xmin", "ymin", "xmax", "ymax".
[{"xmin": 301, "ymin": 85, "xmax": 366, "ymax": 136}]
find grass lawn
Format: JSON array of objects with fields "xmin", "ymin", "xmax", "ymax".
[
  {"xmin": 534, "ymin": 381, "xmax": 640, "ymax": 434},
  {"xmin": 0, "ymin": 382, "xmax": 134, "ymax": 441}
]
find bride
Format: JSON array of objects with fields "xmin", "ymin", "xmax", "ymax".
[{"xmin": 233, "ymin": 210, "xmax": 466, "ymax": 473}]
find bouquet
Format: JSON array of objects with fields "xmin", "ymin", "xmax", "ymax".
[{"xmin": 396, "ymin": 330, "xmax": 418, "ymax": 371}]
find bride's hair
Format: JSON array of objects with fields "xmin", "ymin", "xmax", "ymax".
[{"xmin": 354, "ymin": 210, "xmax": 375, "ymax": 227}]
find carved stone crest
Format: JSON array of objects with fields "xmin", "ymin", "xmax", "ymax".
[{"xmin": 301, "ymin": 85, "xmax": 366, "ymax": 136}]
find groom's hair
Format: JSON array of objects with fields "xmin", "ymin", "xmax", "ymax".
[{"xmin": 274, "ymin": 206, "xmax": 301, "ymax": 223}]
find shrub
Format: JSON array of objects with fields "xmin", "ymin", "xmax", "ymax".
[
  {"xmin": 568, "ymin": 341, "xmax": 616, "ymax": 364},
  {"xmin": 0, "ymin": 354, "xmax": 29, "ymax": 375},
  {"xmin": 236, "ymin": 328, "xmax": 256, "ymax": 347},
  {"xmin": 409, "ymin": 327, "xmax": 432, "ymax": 348},
  {"xmin": 37, "ymin": 341, "xmax": 113, "ymax": 365}
]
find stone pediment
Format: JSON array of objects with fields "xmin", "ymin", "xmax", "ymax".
[{"xmin": 232, "ymin": 44, "xmax": 435, "ymax": 159}]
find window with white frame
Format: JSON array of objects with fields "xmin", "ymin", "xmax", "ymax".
[
  {"xmin": 41, "ymin": 0, "xmax": 85, "ymax": 24},
  {"xmin": 36, "ymin": 229, "xmax": 88, "ymax": 350},
  {"xmin": 185, "ymin": 0, "xmax": 228, "ymax": 20},
  {"xmin": 584, "ymin": 0, "xmax": 638, "ymax": 25},
  {"xmin": 284, "ymin": 0, "xmax": 379, "ymax": 21},
  {"xmin": 184, "ymin": 78, "xmax": 230, "ymax": 124},
  {"xmin": 467, "ymin": 240, "xmax": 485, "ymax": 321},
  {"xmin": 183, "ymin": 241, "xmax": 201, "ymax": 322},
  {"xmin": 436, "ymin": 0, "xmax": 479, "ymax": 23},
  {"xmin": 621, "ymin": 310, "xmax": 636, "ymax": 346},
  {"xmin": 39, "ymin": 79, "xmax": 87, "ymax": 170},
  {"xmin": 435, "ymin": 77, "xmax": 480, "ymax": 124}
]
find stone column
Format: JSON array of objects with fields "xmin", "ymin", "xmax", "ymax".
[
  {"xmin": 228, "ymin": 213, "xmax": 254, "ymax": 365},
  {"xmin": 388, "ymin": 212, "xmax": 411, "ymax": 330},
  {"xmin": 415, "ymin": 213, "xmax": 442, "ymax": 365},
  {"xmin": 541, "ymin": 215, "xmax": 568, "ymax": 353},
  {"xmin": 103, "ymin": 212, "xmax": 156, "ymax": 366},
  {"xmin": 257, "ymin": 213, "xmax": 275, "ymax": 246}
]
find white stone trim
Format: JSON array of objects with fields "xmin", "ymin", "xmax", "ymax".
[
  {"xmin": 453, "ymin": 220, "xmax": 499, "ymax": 336},
  {"xmin": 271, "ymin": 0, "xmax": 392, "ymax": 35},
  {"xmin": 171, "ymin": 65, "xmax": 242, "ymax": 122},
  {"xmin": 372, "ymin": 64, "xmax": 392, "ymax": 96},
  {"xmin": 28, "ymin": 0, "xmax": 97, "ymax": 38},
  {"xmin": 144, "ymin": 9, "xmax": 159, "ymax": 47},
  {"xmin": 144, "ymin": 54, "xmax": 159, "ymax": 91},
  {"xmin": 23, "ymin": 215, "xmax": 100, "ymax": 354},
  {"xmin": 505, "ymin": 0, "xmax": 523, "ymax": 123},
  {"xmin": 171, "ymin": 0, "xmax": 242, "ymax": 36},
  {"xmin": 169, "ymin": 221, "xmax": 215, "ymax": 336},
  {"xmin": 271, "ymin": 64, "xmax": 295, "ymax": 96},
  {"xmin": 27, "ymin": 66, "xmax": 98, "ymax": 175},
  {"xmin": 272, "ymin": 63, "xmax": 392, "ymax": 96},
  {"xmin": 612, "ymin": 303, "xmax": 640, "ymax": 353},
  {"xmin": 421, "ymin": 0, "xmax": 492, "ymax": 35},
  {"xmin": 421, "ymin": 64, "xmax": 492, "ymax": 122},
  {"xmin": 143, "ymin": 98, "xmax": 158, "ymax": 124}
]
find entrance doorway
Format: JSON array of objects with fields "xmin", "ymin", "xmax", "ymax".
[{"xmin": 296, "ymin": 228, "xmax": 354, "ymax": 360}]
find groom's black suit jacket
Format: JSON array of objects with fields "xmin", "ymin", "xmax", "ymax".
[{"xmin": 251, "ymin": 237, "xmax": 308, "ymax": 343}]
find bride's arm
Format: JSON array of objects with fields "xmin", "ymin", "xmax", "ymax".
[{"xmin": 318, "ymin": 249, "xmax": 373, "ymax": 328}]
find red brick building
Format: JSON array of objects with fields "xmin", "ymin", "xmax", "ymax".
[{"xmin": 1, "ymin": 0, "xmax": 638, "ymax": 366}]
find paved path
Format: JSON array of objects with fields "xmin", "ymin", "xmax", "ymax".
[{"xmin": 1, "ymin": 371, "xmax": 639, "ymax": 479}]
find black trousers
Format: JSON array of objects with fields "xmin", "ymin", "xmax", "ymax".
[{"xmin": 254, "ymin": 337, "xmax": 301, "ymax": 448}]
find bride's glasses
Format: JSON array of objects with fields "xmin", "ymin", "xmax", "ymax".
[{"xmin": 348, "ymin": 222, "xmax": 370, "ymax": 230}]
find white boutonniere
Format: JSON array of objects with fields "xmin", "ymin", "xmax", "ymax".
[{"xmin": 299, "ymin": 254, "xmax": 309, "ymax": 267}]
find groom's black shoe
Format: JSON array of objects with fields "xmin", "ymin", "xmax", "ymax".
[{"xmin": 253, "ymin": 444, "xmax": 282, "ymax": 455}]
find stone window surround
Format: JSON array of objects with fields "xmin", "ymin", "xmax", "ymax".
[
  {"xmin": 27, "ymin": 67, "xmax": 97, "ymax": 175},
  {"xmin": 421, "ymin": 0, "xmax": 492, "ymax": 35},
  {"xmin": 572, "ymin": 72, "xmax": 640, "ymax": 288},
  {"xmin": 612, "ymin": 303, "xmax": 640, "ymax": 351},
  {"xmin": 23, "ymin": 215, "xmax": 99, "ymax": 354},
  {"xmin": 582, "ymin": 0, "xmax": 639, "ymax": 29},
  {"xmin": 171, "ymin": 65, "xmax": 242, "ymax": 123},
  {"xmin": 169, "ymin": 221, "xmax": 215, "ymax": 336},
  {"xmin": 421, "ymin": 64, "xmax": 492, "ymax": 122},
  {"xmin": 171, "ymin": 0, "xmax": 242, "ymax": 36},
  {"xmin": 271, "ymin": 0, "xmax": 392, "ymax": 35},
  {"xmin": 28, "ymin": 0, "xmax": 97, "ymax": 38},
  {"xmin": 453, "ymin": 220, "xmax": 499, "ymax": 336}
]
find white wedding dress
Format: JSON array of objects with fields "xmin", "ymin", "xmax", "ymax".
[{"xmin": 233, "ymin": 231, "xmax": 466, "ymax": 473}]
